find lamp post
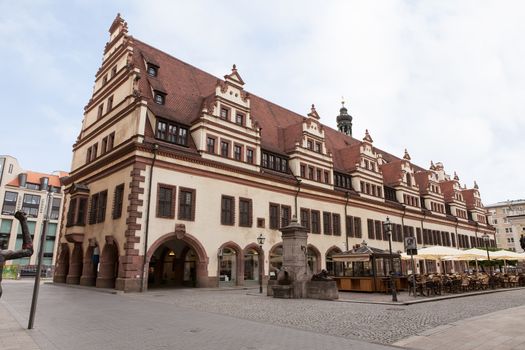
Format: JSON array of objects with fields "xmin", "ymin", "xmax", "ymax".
[
  {"xmin": 383, "ymin": 217, "xmax": 398, "ymax": 302},
  {"xmin": 257, "ymin": 233, "xmax": 266, "ymax": 294},
  {"xmin": 482, "ymin": 233, "xmax": 491, "ymax": 275}
]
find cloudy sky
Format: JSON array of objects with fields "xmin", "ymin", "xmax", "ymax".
[{"xmin": 1, "ymin": 0, "xmax": 524, "ymax": 205}]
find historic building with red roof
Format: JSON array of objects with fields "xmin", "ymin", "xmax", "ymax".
[{"xmin": 54, "ymin": 15, "xmax": 494, "ymax": 292}]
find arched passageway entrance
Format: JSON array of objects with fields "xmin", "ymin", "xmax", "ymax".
[
  {"xmin": 96, "ymin": 240, "xmax": 119, "ymax": 288},
  {"xmin": 66, "ymin": 243, "xmax": 83, "ymax": 285},
  {"xmin": 268, "ymin": 244, "xmax": 283, "ymax": 279},
  {"xmin": 307, "ymin": 245, "xmax": 321, "ymax": 274},
  {"xmin": 325, "ymin": 246, "xmax": 343, "ymax": 276},
  {"xmin": 217, "ymin": 242, "xmax": 242, "ymax": 287},
  {"xmin": 80, "ymin": 243, "xmax": 99, "ymax": 286},
  {"xmin": 243, "ymin": 244, "xmax": 263, "ymax": 286},
  {"xmin": 148, "ymin": 233, "xmax": 208, "ymax": 289}
]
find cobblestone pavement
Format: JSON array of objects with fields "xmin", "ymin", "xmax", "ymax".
[
  {"xmin": 1, "ymin": 280, "xmax": 395, "ymax": 350},
  {"xmin": 129, "ymin": 287, "xmax": 525, "ymax": 344},
  {"xmin": 2, "ymin": 280, "xmax": 525, "ymax": 349}
]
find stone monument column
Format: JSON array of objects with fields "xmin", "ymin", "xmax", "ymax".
[{"xmin": 280, "ymin": 217, "xmax": 310, "ymax": 298}]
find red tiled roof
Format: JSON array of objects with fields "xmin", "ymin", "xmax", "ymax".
[
  {"xmin": 130, "ymin": 37, "xmax": 426, "ymax": 175},
  {"xmin": 7, "ymin": 171, "xmax": 66, "ymax": 188},
  {"xmin": 380, "ymin": 160, "xmax": 404, "ymax": 186}
]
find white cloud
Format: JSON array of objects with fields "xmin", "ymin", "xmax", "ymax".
[{"xmin": 2, "ymin": 0, "xmax": 524, "ymax": 203}]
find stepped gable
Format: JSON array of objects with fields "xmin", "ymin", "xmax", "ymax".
[{"xmin": 130, "ymin": 37, "xmax": 430, "ymax": 172}]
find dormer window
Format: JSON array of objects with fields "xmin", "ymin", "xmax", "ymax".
[
  {"xmin": 220, "ymin": 107, "xmax": 229, "ymax": 120},
  {"xmin": 155, "ymin": 119, "xmax": 188, "ymax": 146},
  {"xmin": 315, "ymin": 142, "xmax": 322, "ymax": 153},
  {"xmin": 147, "ymin": 64, "xmax": 158, "ymax": 77},
  {"xmin": 235, "ymin": 113, "xmax": 244, "ymax": 126},
  {"xmin": 154, "ymin": 91, "xmax": 165, "ymax": 105},
  {"xmin": 307, "ymin": 139, "xmax": 313, "ymax": 150}
]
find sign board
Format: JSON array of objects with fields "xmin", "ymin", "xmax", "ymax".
[{"xmin": 404, "ymin": 237, "xmax": 417, "ymax": 255}]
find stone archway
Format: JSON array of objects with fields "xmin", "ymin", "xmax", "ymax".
[
  {"xmin": 268, "ymin": 243, "xmax": 283, "ymax": 278},
  {"xmin": 243, "ymin": 243, "xmax": 264, "ymax": 286},
  {"xmin": 66, "ymin": 243, "xmax": 83, "ymax": 285},
  {"xmin": 325, "ymin": 246, "xmax": 343, "ymax": 276},
  {"xmin": 96, "ymin": 237, "xmax": 119, "ymax": 288},
  {"xmin": 146, "ymin": 231, "xmax": 209, "ymax": 289},
  {"xmin": 80, "ymin": 239, "xmax": 99, "ymax": 286},
  {"xmin": 53, "ymin": 243, "xmax": 69, "ymax": 283},
  {"xmin": 217, "ymin": 241, "xmax": 242, "ymax": 287},
  {"xmin": 307, "ymin": 244, "xmax": 322, "ymax": 274}
]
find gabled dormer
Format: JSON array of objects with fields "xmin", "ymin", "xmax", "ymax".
[
  {"xmin": 335, "ymin": 130, "xmax": 384, "ymax": 201},
  {"xmin": 191, "ymin": 65, "xmax": 260, "ymax": 172},
  {"xmin": 286, "ymin": 105, "xmax": 333, "ymax": 189},
  {"xmin": 437, "ymin": 165, "xmax": 468, "ymax": 221},
  {"xmin": 461, "ymin": 181, "xmax": 488, "ymax": 224},
  {"xmin": 414, "ymin": 161, "xmax": 446, "ymax": 215},
  {"xmin": 380, "ymin": 149, "xmax": 420, "ymax": 208}
]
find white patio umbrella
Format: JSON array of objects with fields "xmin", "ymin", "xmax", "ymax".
[
  {"xmin": 416, "ymin": 246, "xmax": 472, "ymax": 274},
  {"xmin": 490, "ymin": 250, "xmax": 525, "ymax": 260},
  {"xmin": 416, "ymin": 246, "xmax": 471, "ymax": 260}
]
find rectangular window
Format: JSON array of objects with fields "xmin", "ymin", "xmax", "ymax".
[
  {"xmin": 107, "ymin": 132, "xmax": 115, "ymax": 151},
  {"xmin": 261, "ymin": 151, "xmax": 288, "ymax": 173},
  {"xmin": 239, "ymin": 198, "xmax": 252, "ymax": 227},
  {"xmin": 346, "ymin": 215, "xmax": 354, "ymax": 237},
  {"xmin": 353, "ymin": 217, "xmax": 362, "ymax": 238},
  {"xmin": 50, "ymin": 197, "xmax": 61, "ymax": 220},
  {"xmin": 77, "ymin": 197, "xmax": 87, "ymax": 226},
  {"xmin": 234, "ymin": 145, "xmax": 242, "ymax": 161},
  {"xmin": 300, "ymin": 208, "xmax": 310, "ymax": 231},
  {"xmin": 315, "ymin": 142, "xmax": 322, "ymax": 153},
  {"xmin": 0, "ymin": 219, "xmax": 12, "ymax": 249},
  {"xmin": 107, "ymin": 95, "xmax": 113, "ymax": 112},
  {"xmin": 324, "ymin": 171, "xmax": 329, "ymax": 184},
  {"xmin": 332, "ymin": 214, "xmax": 341, "ymax": 236},
  {"xmin": 112, "ymin": 184, "xmax": 125, "ymax": 219},
  {"xmin": 101, "ymin": 137, "xmax": 108, "ymax": 155},
  {"xmin": 221, "ymin": 195, "xmax": 234, "ymax": 225},
  {"xmin": 178, "ymin": 188, "xmax": 195, "ymax": 221},
  {"xmin": 307, "ymin": 139, "xmax": 313, "ymax": 150},
  {"xmin": 92, "ymin": 144, "xmax": 98, "ymax": 160},
  {"xmin": 308, "ymin": 167, "xmax": 314, "ymax": 180},
  {"xmin": 323, "ymin": 212, "xmax": 332, "ymax": 235},
  {"xmin": 246, "ymin": 148, "xmax": 254, "ymax": 164},
  {"xmin": 207, "ymin": 137, "xmax": 216, "ymax": 154},
  {"xmin": 311, "ymin": 210, "xmax": 320, "ymax": 234},
  {"xmin": 66, "ymin": 198, "xmax": 77, "ymax": 227},
  {"xmin": 2, "ymin": 191, "xmax": 18, "ymax": 215},
  {"xmin": 235, "ymin": 113, "xmax": 244, "ymax": 126},
  {"xmin": 157, "ymin": 185, "xmax": 175, "ymax": 218},
  {"xmin": 375, "ymin": 220, "xmax": 383, "ymax": 240},
  {"xmin": 97, "ymin": 190, "xmax": 107, "ymax": 223},
  {"xmin": 221, "ymin": 140, "xmax": 229, "ymax": 157},
  {"xmin": 316, "ymin": 169, "xmax": 321, "ymax": 182},
  {"xmin": 269, "ymin": 203, "xmax": 280, "ymax": 229},
  {"xmin": 86, "ymin": 147, "xmax": 92, "ymax": 164},
  {"xmin": 367, "ymin": 219, "xmax": 375, "ymax": 240},
  {"xmin": 220, "ymin": 107, "xmax": 229, "ymax": 120},
  {"xmin": 154, "ymin": 92, "xmax": 165, "ymax": 105},
  {"xmin": 281, "ymin": 205, "xmax": 291, "ymax": 228},
  {"xmin": 89, "ymin": 193, "xmax": 99, "ymax": 224},
  {"xmin": 155, "ymin": 120, "xmax": 188, "ymax": 146},
  {"xmin": 21, "ymin": 194, "xmax": 40, "ymax": 218},
  {"xmin": 97, "ymin": 104, "xmax": 104, "ymax": 118},
  {"xmin": 300, "ymin": 165, "xmax": 306, "ymax": 178}
]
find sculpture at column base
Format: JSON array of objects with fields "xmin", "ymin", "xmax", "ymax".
[{"xmin": 0, "ymin": 211, "xmax": 34, "ymax": 298}]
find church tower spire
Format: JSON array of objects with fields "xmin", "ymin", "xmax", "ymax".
[{"xmin": 336, "ymin": 98, "xmax": 353, "ymax": 136}]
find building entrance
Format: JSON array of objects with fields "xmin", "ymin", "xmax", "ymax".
[{"xmin": 148, "ymin": 239, "xmax": 198, "ymax": 288}]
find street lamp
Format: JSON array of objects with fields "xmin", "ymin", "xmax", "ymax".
[
  {"xmin": 257, "ymin": 233, "xmax": 266, "ymax": 294},
  {"xmin": 383, "ymin": 217, "xmax": 398, "ymax": 302},
  {"xmin": 482, "ymin": 233, "xmax": 491, "ymax": 275}
]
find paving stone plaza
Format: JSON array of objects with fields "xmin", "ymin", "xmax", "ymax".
[{"xmin": 1, "ymin": 280, "xmax": 525, "ymax": 349}]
